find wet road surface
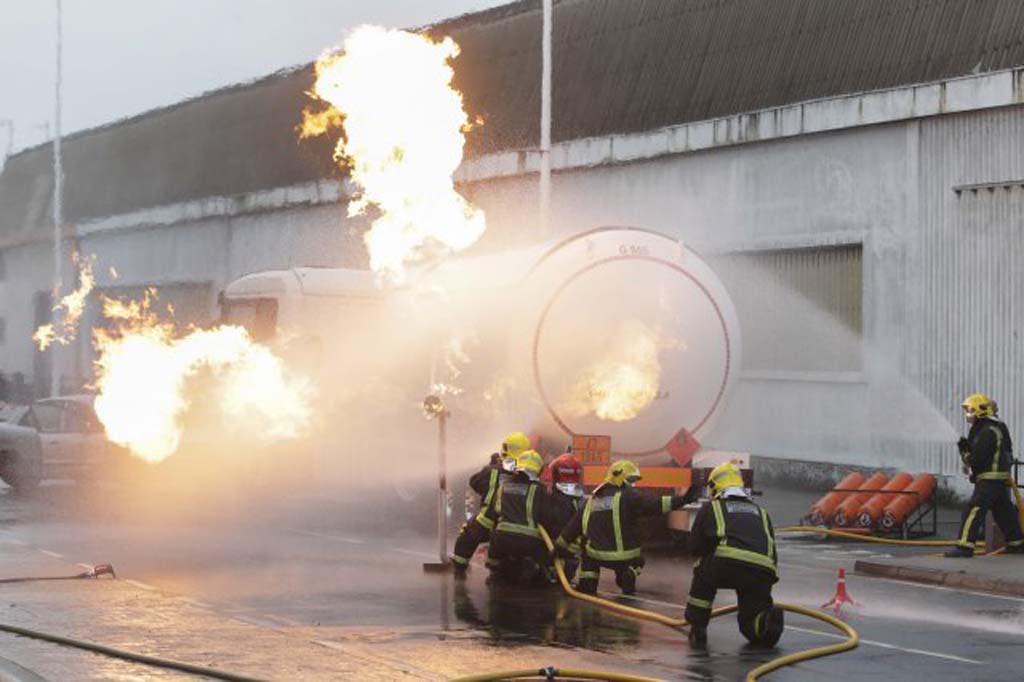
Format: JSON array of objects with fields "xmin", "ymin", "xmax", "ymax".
[{"xmin": 1, "ymin": 481, "xmax": 1022, "ymax": 681}]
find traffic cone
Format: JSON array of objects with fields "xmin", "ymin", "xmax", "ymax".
[{"xmin": 821, "ymin": 568, "xmax": 858, "ymax": 616}]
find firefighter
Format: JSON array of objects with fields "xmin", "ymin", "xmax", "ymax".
[
  {"xmin": 451, "ymin": 432, "xmax": 531, "ymax": 576},
  {"xmin": 484, "ymin": 449, "xmax": 555, "ymax": 585},
  {"xmin": 945, "ymin": 394, "xmax": 1024, "ymax": 557},
  {"xmin": 555, "ymin": 460, "xmax": 694, "ymax": 595},
  {"xmin": 683, "ymin": 461, "xmax": 783, "ymax": 649},
  {"xmin": 547, "ymin": 450, "xmax": 585, "ymax": 582}
]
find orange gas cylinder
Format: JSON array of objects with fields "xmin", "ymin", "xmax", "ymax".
[
  {"xmin": 881, "ymin": 473, "xmax": 937, "ymax": 530},
  {"xmin": 832, "ymin": 472, "xmax": 889, "ymax": 527},
  {"xmin": 855, "ymin": 472, "xmax": 913, "ymax": 528},
  {"xmin": 807, "ymin": 472, "xmax": 866, "ymax": 526}
]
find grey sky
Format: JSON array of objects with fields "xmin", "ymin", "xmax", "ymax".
[{"xmin": 0, "ymin": 1, "xmax": 507, "ymax": 155}]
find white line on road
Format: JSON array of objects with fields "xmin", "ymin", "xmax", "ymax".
[
  {"xmin": 392, "ymin": 548, "xmax": 436, "ymax": 559},
  {"xmin": 125, "ymin": 579, "xmax": 156, "ymax": 591},
  {"xmin": 601, "ymin": 589, "xmax": 985, "ymax": 664},
  {"xmin": 282, "ymin": 528, "xmax": 365, "ymax": 544},
  {"xmin": 37, "ymin": 549, "xmax": 62, "ymax": 558},
  {"xmin": 786, "ymin": 625, "xmax": 984, "ymax": 665}
]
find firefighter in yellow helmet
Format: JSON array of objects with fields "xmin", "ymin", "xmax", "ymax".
[
  {"xmin": 945, "ymin": 394, "xmax": 1024, "ymax": 557},
  {"xmin": 555, "ymin": 460, "xmax": 695, "ymax": 595},
  {"xmin": 452, "ymin": 432, "xmax": 531, "ymax": 576},
  {"xmin": 683, "ymin": 461, "xmax": 783, "ymax": 649},
  {"xmin": 482, "ymin": 449, "xmax": 555, "ymax": 585}
]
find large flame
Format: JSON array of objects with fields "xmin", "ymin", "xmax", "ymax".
[
  {"xmin": 301, "ymin": 26, "xmax": 485, "ymax": 283},
  {"xmin": 33, "ymin": 255, "xmax": 96, "ymax": 350},
  {"xmin": 565, "ymin": 320, "xmax": 678, "ymax": 422},
  {"xmin": 93, "ymin": 292, "xmax": 312, "ymax": 463}
]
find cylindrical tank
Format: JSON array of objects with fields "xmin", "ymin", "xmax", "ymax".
[
  {"xmin": 421, "ymin": 226, "xmax": 743, "ymax": 463},
  {"xmin": 881, "ymin": 474, "xmax": 937, "ymax": 530},
  {"xmin": 832, "ymin": 472, "xmax": 889, "ymax": 527},
  {"xmin": 855, "ymin": 472, "xmax": 913, "ymax": 528},
  {"xmin": 807, "ymin": 472, "xmax": 865, "ymax": 526}
]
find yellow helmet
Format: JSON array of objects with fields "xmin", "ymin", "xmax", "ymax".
[
  {"xmin": 708, "ymin": 462, "xmax": 744, "ymax": 498},
  {"xmin": 605, "ymin": 460, "xmax": 642, "ymax": 487},
  {"xmin": 515, "ymin": 450, "xmax": 544, "ymax": 479},
  {"xmin": 962, "ymin": 393, "xmax": 997, "ymax": 420},
  {"xmin": 502, "ymin": 432, "xmax": 532, "ymax": 458}
]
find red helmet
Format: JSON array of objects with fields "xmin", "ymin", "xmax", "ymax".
[{"xmin": 550, "ymin": 453, "xmax": 583, "ymax": 496}]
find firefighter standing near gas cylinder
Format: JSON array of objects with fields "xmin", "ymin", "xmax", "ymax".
[
  {"xmin": 546, "ymin": 450, "xmax": 585, "ymax": 582},
  {"xmin": 451, "ymin": 432, "xmax": 531, "ymax": 576},
  {"xmin": 945, "ymin": 394, "xmax": 1024, "ymax": 557},
  {"xmin": 683, "ymin": 461, "xmax": 784, "ymax": 649},
  {"xmin": 483, "ymin": 449, "xmax": 555, "ymax": 584},
  {"xmin": 555, "ymin": 460, "xmax": 694, "ymax": 595}
]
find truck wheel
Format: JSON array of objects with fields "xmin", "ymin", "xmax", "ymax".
[{"xmin": 0, "ymin": 451, "xmax": 41, "ymax": 495}]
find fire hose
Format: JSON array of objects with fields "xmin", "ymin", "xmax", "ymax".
[
  {"xmin": 0, "ymin": 563, "xmax": 269, "ymax": 682},
  {"xmin": 451, "ymin": 527, "xmax": 860, "ymax": 682}
]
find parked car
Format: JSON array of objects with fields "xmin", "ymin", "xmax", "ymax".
[{"xmin": 0, "ymin": 395, "xmax": 130, "ymax": 490}]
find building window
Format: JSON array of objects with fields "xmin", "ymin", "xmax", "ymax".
[{"xmin": 711, "ymin": 244, "xmax": 863, "ymax": 374}]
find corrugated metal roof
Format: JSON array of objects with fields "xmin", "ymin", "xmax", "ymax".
[{"xmin": 5, "ymin": 0, "xmax": 1024, "ymax": 235}]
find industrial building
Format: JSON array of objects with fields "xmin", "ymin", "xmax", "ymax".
[{"xmin": 2, "ymin": 0, "xmax": 1023, "ymax": 488}]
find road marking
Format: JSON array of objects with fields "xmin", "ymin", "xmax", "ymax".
[
  {"xmin": 282, "ymin": 528, "xmax": 365, "ymax": 544},
  {"xmin": 392, "ymin": 548, "xmax": 435, "ymax": 559},
  {"xmin": 604, "ymin": 587, "xmax": 985, "ymax": 664},
  {"xmin": 786, "ymin": 625, "xmax": 984, "ymax": 664},
  {"xmin": 38, "ymin": 549, "xmax": 62, "ymax": 559},
  {"xmin": 125, "ymin": 579, "xmax": 156, "ymax": 591}
]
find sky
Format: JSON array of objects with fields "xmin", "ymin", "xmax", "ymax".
[{"xmin": 0, "ymin": 0, "xmax": 507, "ymax": 155}]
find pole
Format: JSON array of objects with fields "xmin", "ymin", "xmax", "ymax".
[
  {"xmin": 437, "ymin": 408, "xmax": 448, "ymax": 565},
  {"xmin": 539, "ymin": 0, "xmax": 552, "ymax": 237},
  {"xmin": 50, "ymin": 0, "xmax": 64, "ymax": 398},
  {"xmin": 0, "ymin": 120, "xmax": 12, "ymax": 170}
]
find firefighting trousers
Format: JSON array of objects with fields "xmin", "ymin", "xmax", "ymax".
[
  {"xmin": 955, "ymin": 480, "xmax": 1024, "ymax": 549},
  {"xmin": 684, "ymin": 556, "xmax": 781, "ymax": 646},
  {"xmin": 452, "ymin": 518, "xmax": 491, "ymax": 568},
  {"xmin": 576, "ymin": 554, "xmax": 645, "ymax": 595},
  {"xmin": 487, "ymin": 531, "xmax": 555, "ymax": 584}
]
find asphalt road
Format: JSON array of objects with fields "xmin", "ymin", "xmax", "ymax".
[{"xmin": 1, "ymin": 480, "xmax": 1022, "ymax": 681}]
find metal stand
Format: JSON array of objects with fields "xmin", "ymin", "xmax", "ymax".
[{"xmin": 422, "ymin": 395, "xmax": 451, "ymax": 573}]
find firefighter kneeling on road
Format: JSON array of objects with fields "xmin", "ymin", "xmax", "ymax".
[
  {"xmin": 555, "ymin": 460, "xmax": 694, "ymax": 595},
  {"xmin": 484, "ymin": 449, "xmax": 556, "ymax": 585},
  {"xmin": 945, "ymin": 394, "xmax": 1024, "ymax": 558},
  {"xmin": 452, "ymin": 432, "xmax": 531, "ymax": 576},
  {"xmin": 546, "ymin": 451, "xmax": 585, "ymax": 582},
  {"xmin": 684, "ymin": 462, "xmax": 783, "ymax": 649}
]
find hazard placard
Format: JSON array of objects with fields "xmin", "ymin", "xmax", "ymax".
[{"xmin": 572, "ymin": 434, "xmax": 611, "ymax": 466}]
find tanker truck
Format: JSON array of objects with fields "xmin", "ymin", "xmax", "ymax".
[{"xmin": 220, "ymin": 226, "xmax": 749, "ymax": 538}]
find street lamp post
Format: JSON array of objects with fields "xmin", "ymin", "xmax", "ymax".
[
  {"xmin": 0, "ymin": 120, "xmax": 13, "ymax": 170},
  {"xmin": 422, "ymin": 395, "xmax": 451, "ymax": 572},
  {"xmin": 50, "ymin": 0, "xmax": 65, "ymax": 398},
  {"xmin": 539, "ymin": 0, "xmax": 552, "ymax": 237}
]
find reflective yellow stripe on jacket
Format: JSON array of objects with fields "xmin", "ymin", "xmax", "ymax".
[
  {"xmin": 495, "ymin": 483, "xmax": 540, "ymax": 538},
  {"xmin": 978, "ymin": 425, "xmax": 1011, "ymax": 480},
  {"xmin": 583, "ymin": 491, "xmax": 643, "ymax": 561},
  {"xmin": 710, "ymin": 499, "xmax": 777, "ymax": 576},
  {"xmin": 475, "ymin": 469, "xmax": 501, "ymax": 528}
]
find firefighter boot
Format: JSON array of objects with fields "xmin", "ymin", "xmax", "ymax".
[
  {"xmin": 944, "ymin": 545, "xmax": 974, "ymax": 558},
  {"xmin": 755, "ymin": 607, "xmax": 785, "ymax": 648},
  {"xmin": 688, "ymin": 624, "xmax": 707, "ymax": 649},
  {"xmin": 615, "ymin": 565, "xmax": 641, "ymax": 595}
]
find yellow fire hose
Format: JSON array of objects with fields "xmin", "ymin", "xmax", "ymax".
[{"xmin": 449, "ymin": 527, "xmax": 860, "ymax": 682}]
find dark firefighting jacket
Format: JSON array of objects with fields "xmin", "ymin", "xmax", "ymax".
[
  {"xmin": 963, "ymin": 417, "xmax": 1014, "ymax": 483},
  {"xmin": 482, "ymin": 472, "xmax": 552, "ymax": 540},
  {"xmin": 548, "ymin": 490, "xmax": 583, "ymax": 553},
  {"xmin": 468, "ymin": 456, "xmax": 513, "ymax": 530},
  {"xmin": 689, "ymin": 493, "xmax": 777, "ymax": 577},
  {"xmin": 557, "ymin": 484, "xmax": 689, "ymax": 562}
]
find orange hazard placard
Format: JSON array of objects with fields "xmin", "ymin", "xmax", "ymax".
[{"xmin": 573, "ymin": 434, "xmax": 611, "ymax": 466}]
